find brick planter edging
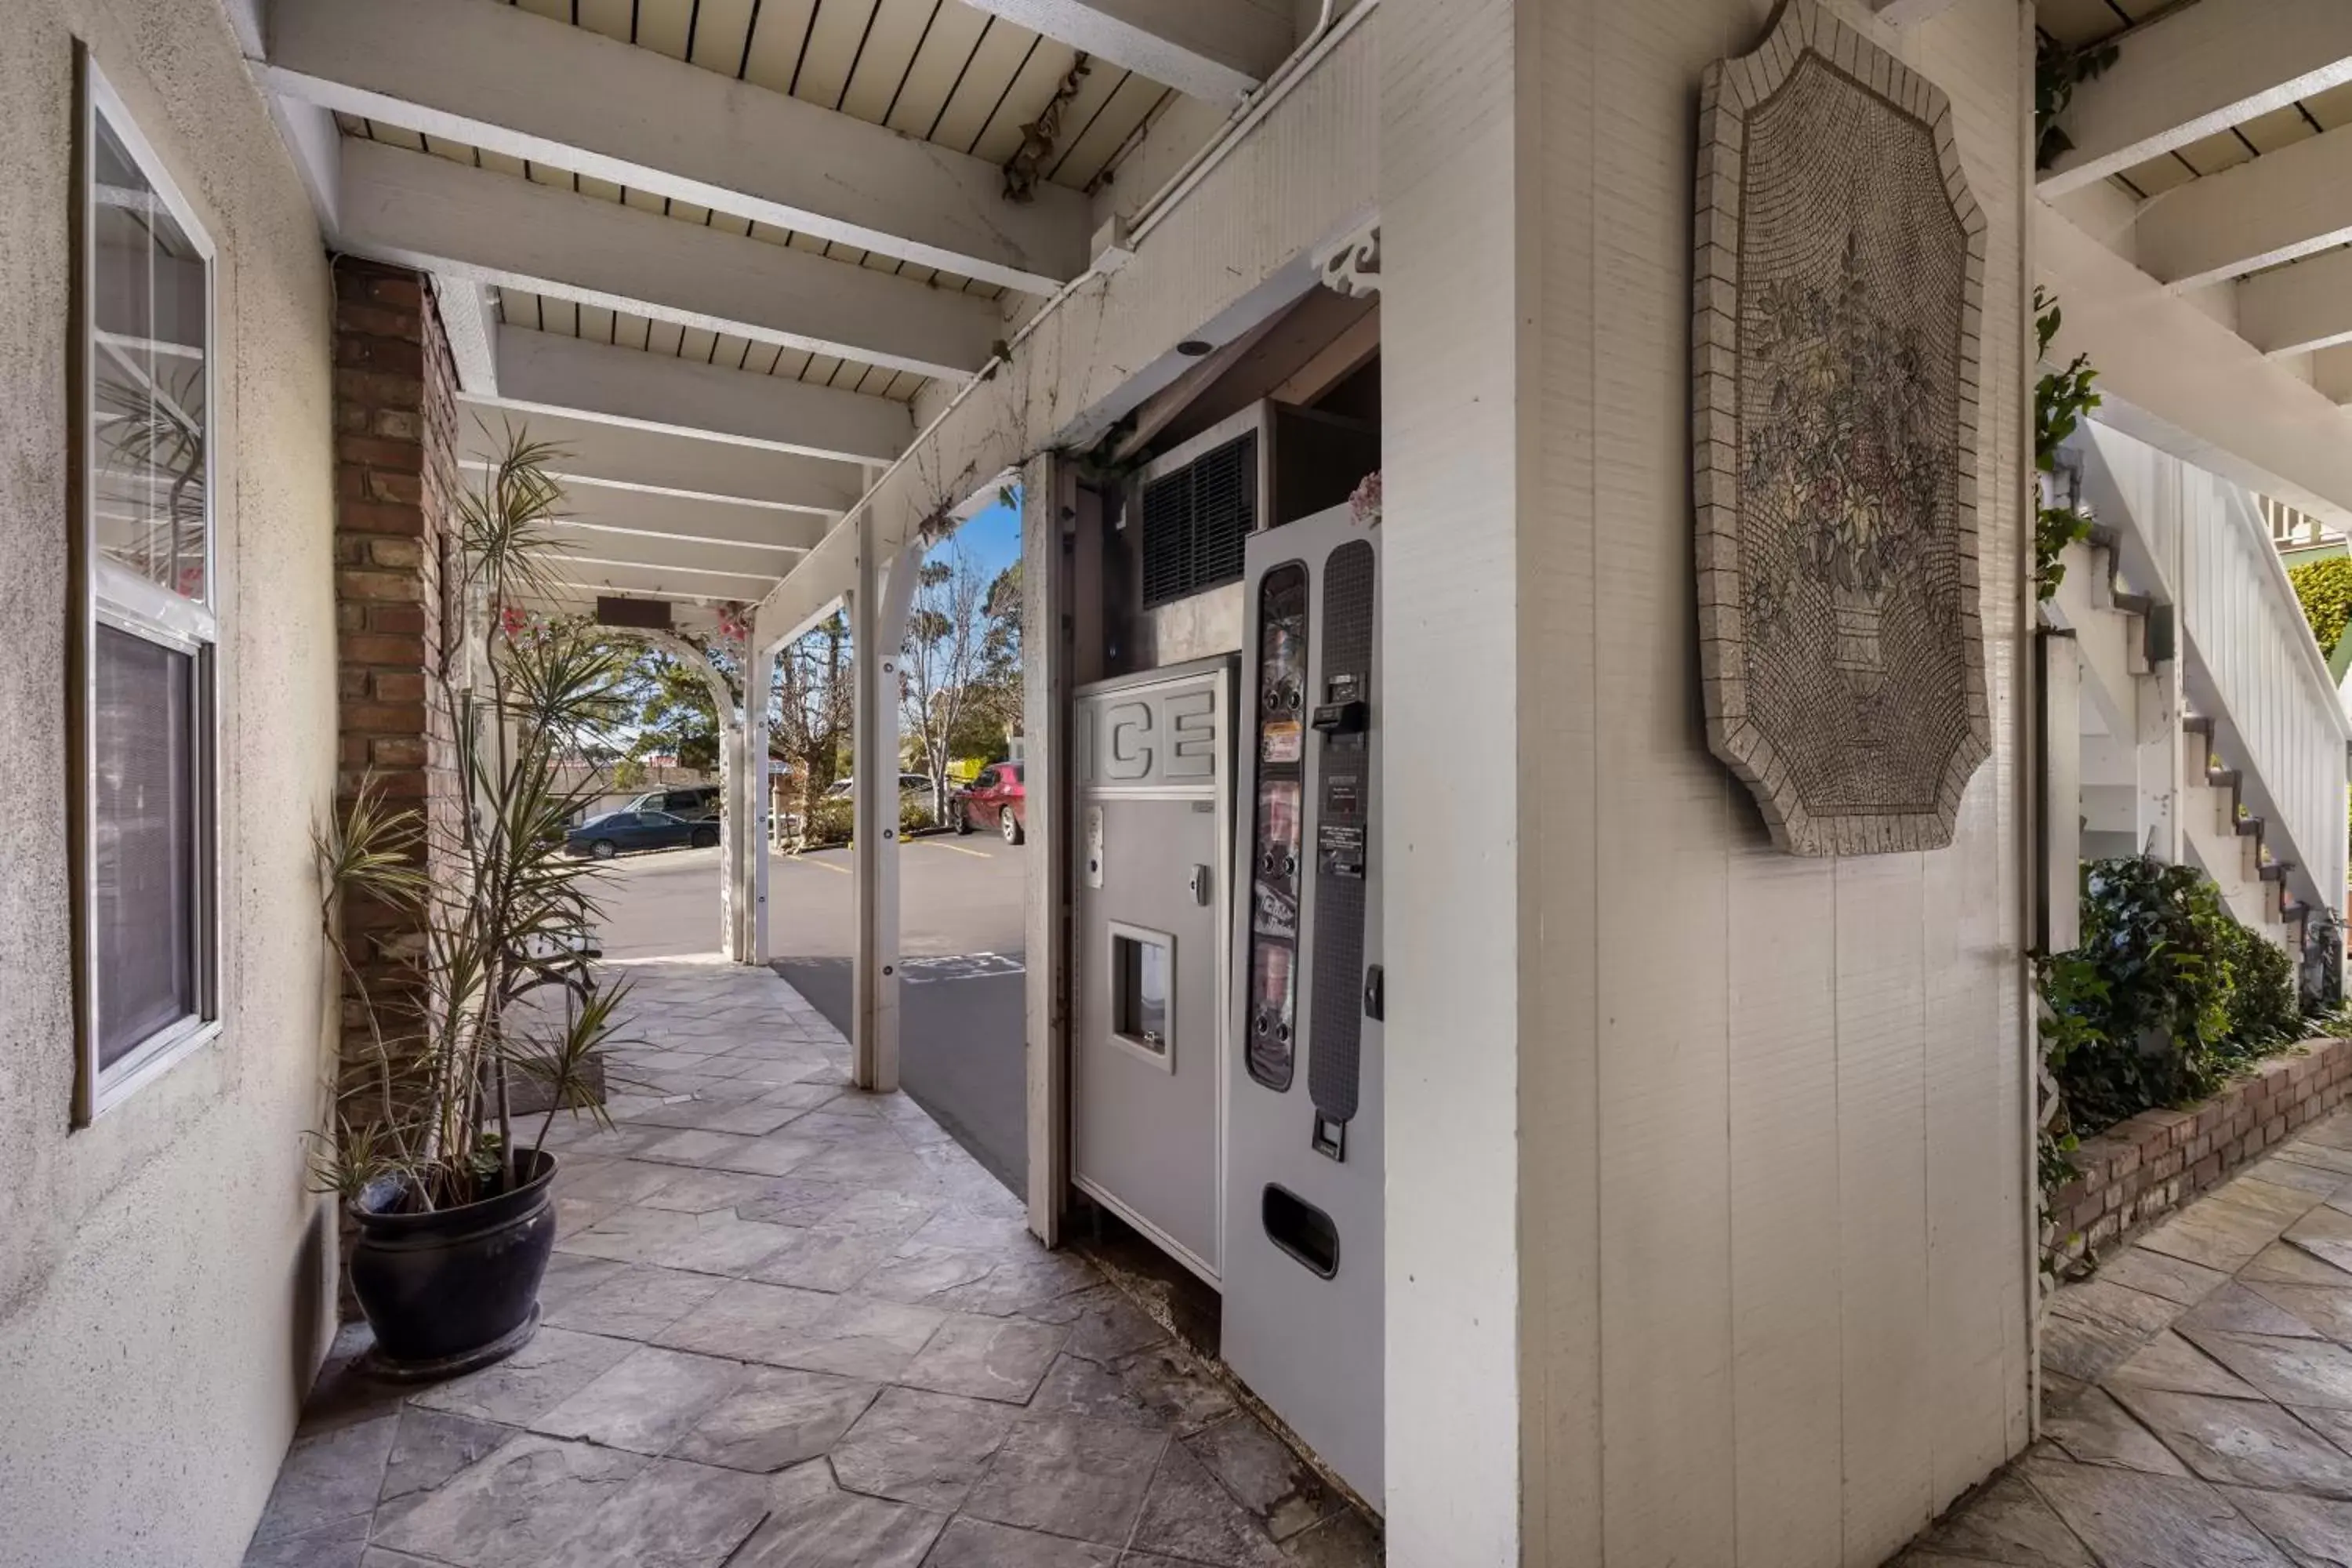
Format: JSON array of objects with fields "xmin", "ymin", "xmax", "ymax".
[{"xmin": 2052, "ymin": 1035, "xmax": 2352, "ymax": 1267}]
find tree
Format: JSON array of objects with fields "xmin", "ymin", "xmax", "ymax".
[
  {"xmin": 613, "ymin": 644, "xmax": 731, "ymax": 772},
  {"xmin": 900, "ymin": 543, "xmax": 1020, "ymax": 816},
  {"xmin": 976, "ymin": 561, "xmax": 1022, "ymax": 738},
  {"xmin": 771, "ymin": 611, "xmax": 853, "ymax": 827}
]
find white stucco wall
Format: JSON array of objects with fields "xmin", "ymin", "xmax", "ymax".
[
  {"xmin": 0, "ymin": 3, "xmax": 339, "ymax": 1563},
  {"xmin": 1382, "ymin": 2, "xmax": 2034, "ymax": 1564}
]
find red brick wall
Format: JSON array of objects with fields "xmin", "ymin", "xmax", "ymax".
[
  {"xmin": 331, "ymin": 258, "xmax": 460, "ymax": 1051},
  {"xmin": 2052, "ymin": 1036, "xmax": 2352, "ymax": 1269}
]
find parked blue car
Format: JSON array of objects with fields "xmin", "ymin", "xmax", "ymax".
[{"xmin": 564, "ymin": 808, "xmax": 719, "ymax": 859}]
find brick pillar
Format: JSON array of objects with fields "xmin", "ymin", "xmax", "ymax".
[{"xmin": 332, "ymin": 258, "xmax": 462, "ymax": 1069}]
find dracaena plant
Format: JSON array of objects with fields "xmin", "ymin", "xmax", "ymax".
[{"xmin": 312, "ymin": 426, "xmax": 634, "ymax": 1210}]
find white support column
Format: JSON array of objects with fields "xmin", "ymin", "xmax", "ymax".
[
  {"xmin": 1021, "ymin": 459, "xmax": 1075, "ymax": 1247},
  {"xmin": 639, "ymin": 631, "xmax": 740, "ymax": 960},
  {"xmin": 720, "ymin": 709, "xmax": 747, "ymax": 960},
  {"xmin": 851, "ymin": 511, "xmax": 920, "ymax": 1091},
  {"xmin": 742, "ymin": 642, "xmax": 774, "ymax": 964}
]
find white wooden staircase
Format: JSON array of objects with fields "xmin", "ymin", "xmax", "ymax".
[{"xmin": 2047, "ymin": 420, "xmax": 2350, "ymax": 964}]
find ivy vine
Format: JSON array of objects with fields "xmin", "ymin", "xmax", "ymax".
[
  {"xmin": 2035, "ymin": 36, "xmax": 2121, "ymax": 172},
  {"xmin": 2034, "ymin": 288, "xmax": 2101, "ymax": 601}
]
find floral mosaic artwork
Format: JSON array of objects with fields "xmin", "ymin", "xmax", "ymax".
[{"xmin": 1693, "ymin": 1, "xmax": 1990, "ymax": 855}]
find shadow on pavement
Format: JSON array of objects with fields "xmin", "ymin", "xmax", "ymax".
[{"xmin": 770, "ymin": 955, "xmax": 1028, "ymax": 1199}]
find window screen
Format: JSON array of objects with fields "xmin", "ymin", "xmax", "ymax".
[
  {"xmin": 1140, "ymin": 431, "xmax": 1256, "ymax": 608},
  {"xmin": 91, "ymin": 624, "xmax": 198, "ymax": 1068}
]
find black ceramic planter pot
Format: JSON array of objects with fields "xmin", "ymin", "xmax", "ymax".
[{"xmin": 350, "ymin": 1148, "xmax": 559, "ymax": 1381}]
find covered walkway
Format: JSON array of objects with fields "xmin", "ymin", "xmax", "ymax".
[
  {"xmin": 1903, "ymin": 1112, "xmax": 2352, "ymax": 1566},
  {"xmin": 241, "ymin": 958, "xmax": 1378, "ymax": 1568}
]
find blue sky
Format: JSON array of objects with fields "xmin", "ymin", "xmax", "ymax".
[{"xmin": 946, "ymin": 494, "xmax": 1021, "ymax": 579}]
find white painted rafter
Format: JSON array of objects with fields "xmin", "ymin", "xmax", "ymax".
[
  {"xmin": 262, "ymin": 0, "xmax": 1089, "ymax": 292},
  {"xmin": 546, "ymin": 561, "xmax": 783, "ymax": 601},
  {"xmin": 2136, "ymin": 122, "xmax": 2352, "ymax": 289},
  {"xmin": 956, "ymin": 0, "xmax": 1291, "ymax": 103},
  {"xmin": 2311, "ymin": 345, "xmax": 2352, "ymax": 405},
  {"xmin": 2038, "ymin": 0, "xmax": 2352, "ymax": 197},
  {"xmin": 1867, "ymin": 0, "xmax": 1965, "ymax": 24},
  {"xmin": 455, "ymin": 409, "xmax": 863, "ymax": 515},
  {"xmin": 481, "ymin": 328, "xmax": 912, "ymax": 468},
  {"xmin": 2038, "ymin": 201, "xmax": 2352, "ymax": 526},
  {"xmin": 2236, "ymin": 248, "xmax": 2352, "ymax": 357},
  {"xmin": 338, "ymin": 140, "xmax": 997, "ymax": 381},
  {"xmin": 547, "ymin": 488, "xmax": 827, "ymax": 554},
  {"xmin": 552, "ymin": 534, "xmax": 799, "ymax": 579}
]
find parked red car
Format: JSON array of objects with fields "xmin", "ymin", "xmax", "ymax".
[{"xmin": 954, "ymin": 761, "xmax": 1025, "ymax": 844}]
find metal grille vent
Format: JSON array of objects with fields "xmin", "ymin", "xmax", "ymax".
[{"xmin": 1140, "ymin": 432, "xmax": 1256, "ymax": 608}]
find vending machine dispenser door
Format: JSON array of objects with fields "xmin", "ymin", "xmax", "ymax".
[
  {"xmin": 1071, "ymin": 658, "xmax": 1234, "ymax": 1284},
  {"xmin": 1224, "ymin": 505, "xmax": 1383, "ymax": 1508}
]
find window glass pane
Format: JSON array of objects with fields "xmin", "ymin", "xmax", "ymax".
[
  {"xmin": 93, "ymin": 623, "xmax": 197, "ymax": 1065},
  {"xmin": 90, "ymin": 108, "xmax": 207, "ymax": 605}
]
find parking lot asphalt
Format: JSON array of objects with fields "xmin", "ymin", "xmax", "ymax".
[
  {"xmin": 593, "ymin": 833, "xmax": 1029, "ymax": 1192},
  {"xmin": 591, "ymin": 833, "xmax": 1025, "ymax": 962}
]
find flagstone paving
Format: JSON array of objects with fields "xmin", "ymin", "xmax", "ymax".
[
  {"xmin": 245, "ymin": 956, "xmax": 1380, "ymax": 1568},
  {"xmin": 1897, "ymin": 1110, "xmax": 2352, "ymax": 1567}
]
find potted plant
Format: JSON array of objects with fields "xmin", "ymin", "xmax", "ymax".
[{"xmin": 312, "ymin": 430, "xmax": 631, "ymax": 1378}]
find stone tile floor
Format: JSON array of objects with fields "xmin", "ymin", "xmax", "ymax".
[
  {"xmin": 1897, "ymin": 1110, "xmax": 2352, "ymax": 1567},
  {"xmin": 244, "ymin": 956, "xmax": 1382, "ymax": 1568}
]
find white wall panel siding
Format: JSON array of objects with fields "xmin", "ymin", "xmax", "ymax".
[
  {"xmin": 1726, "ymin": 853, "xmax": 1843, "ymax": 1568},
  {"xmin": 1379, "ymin": 0, "xmax": 1529, "ymax": 1559},
  {"xmin": 1382, "ymin": 1, "xmax": 2032, "ymax": 1563},
  {"xmin": 1589, "ymin": 2, "xmax": 1742, "ymax": 1561}
]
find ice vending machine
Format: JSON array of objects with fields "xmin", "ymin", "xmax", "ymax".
[
  {"xmin": 1071, "ymin": 657, "xmax": 1235, "ymax": 1286},
  {"xmin": 1225, "ymin": 503, "xmax": 1382, "ymax": 1508}
]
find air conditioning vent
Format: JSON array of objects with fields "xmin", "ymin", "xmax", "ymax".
[{"xmin": 1140, "ymin": 430, "xmax": 1257, "ymax": 609}]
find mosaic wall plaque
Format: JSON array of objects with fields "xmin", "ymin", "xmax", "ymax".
[{"xmin": 1694, "ymin": 1, "xmax": 1990, "ymax": 856}]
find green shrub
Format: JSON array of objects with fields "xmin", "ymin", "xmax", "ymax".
[
  {"xmin": 794, "ymin": 795, "xmax": 854, "ymax": 848},
  {"xmin": 787, "ymin": 793, "xmax": 937, "ymax": 850},
  {"xmin": 2044, "ymin": 856, "xmax": 2307, "ymax": 1136},
  {"xmin": 2219, "ymin": 914, "xmax": 2302, "ymax": 1051},
  {"xmin": 2291, "ymin": 555, "xmax": 2352, "ymax": 659}
]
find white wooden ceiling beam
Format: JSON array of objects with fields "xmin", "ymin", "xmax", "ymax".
[
  {"xmin": 481, "ymin": 327, "xmax": 912, "ymax": 467},
  {"xmin": 2038, "ymin": 0, "xmax": 2352, "ymax": 197},
  {"xmin": 263, "ymin": 0, "xmax": 1087, "ymax": 293},
  {"xmin": 456, "ymin": 408, "xmax": 862, "ymax": 515},
  {"xmin": 1867, "ymin": 0, "xmax": 1965, "ymax": 24},
  {"xmin": 2310, "ymin": 346, "xmax": 2352, "ymax": 406},
  {"xmin": 956, "ymin": 0, "xmax": 1291, "ymax": 103},
  {"xmin": 545, "ymin": 561, "xmax": 782, "ymax": 601},
  {"xmin": 339, "ymin": 140, "xmax": 996, "ymax": 381},
  {"xmin": 550, "ymin": 532, "xmax": 800, "ymax": 579},
  {"xmin": 2236, "ymin": 248, "xmax": 2352, "ymax": 357},
  {"xmin": 2136, "ymin": 122, "xmax": 2352, "ymax": 289},
  {"xmin": 546, "ymin": 488, "xmax": 829, "ymax": 554},
  {"xmin": 2038, "ymin": 201, "xmax": 2352, "ymax": 528}
]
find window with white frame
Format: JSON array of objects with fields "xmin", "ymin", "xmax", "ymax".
[{"xmin": 73, "ymin": 49, "xmax": 219, "ymax": 1120}]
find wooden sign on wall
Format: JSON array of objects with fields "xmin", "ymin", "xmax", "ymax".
[{"xmin": 1693, "ymin": 0, "xmax": 1991, "ymax": 855}]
